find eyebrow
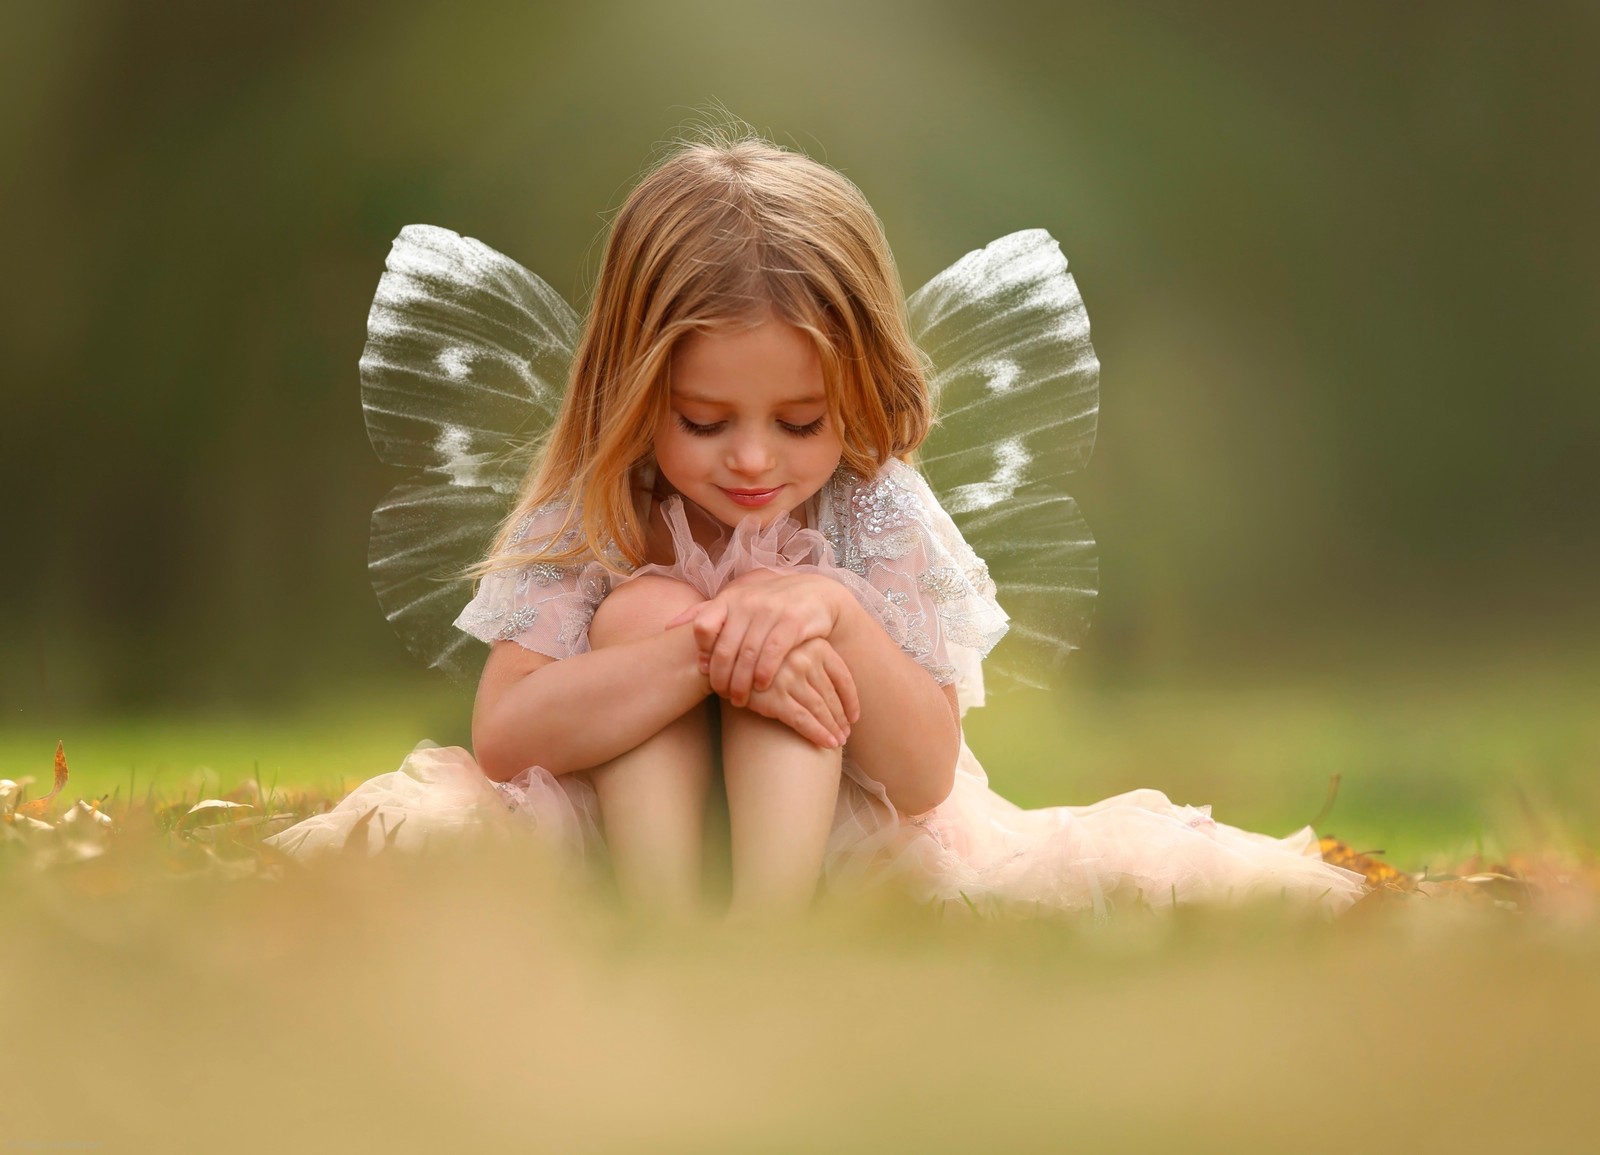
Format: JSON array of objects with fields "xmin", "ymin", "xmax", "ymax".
[{"xmin": 671, "ymin": 391, "xmax": 827, "ymax": 405}]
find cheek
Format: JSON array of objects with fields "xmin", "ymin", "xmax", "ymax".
[
  {"xmin": 651, "ymin": 424, "xmax": 698, "ymax": 483},
  {"xmin": 808, "ymin": 431, "xmax": 846, "ymax": 475}
]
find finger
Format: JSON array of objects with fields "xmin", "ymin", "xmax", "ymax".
[
  {"xmin": 751, "ymin": 667, "xmax": 837, "ymax": 749},
  {"xmin": 785, "ymin": 699, "xmax": 838, "ymax": 749},
  {"xmin": 690, "ymin": 603, "xmax": 728, "ymax": 671},
  {"xmin": 751, "ymin": 622, "xmax": 801, "ymax": 693},
  {"xmin": 822, "ymin": 645, "xmax": 861, "ymax": 725},
  {"xmin": 810, "ymin": 660, "xmax": 849, "ymax": 742},
  {"xmin": 709, "ymin": 615, "xmax": 753, "ymax": 697},
  {"xmin": 728, "ymin": 613, "xmax": 780, "ymax": 707},
  {"xmin": 781, "ymin": 664, "xmax": 838, "ymax": 746},
  {"xmin": 688, "ymin": 599, "xmax": 727, "ymax": 643},
  {"xmin": 801, "ymin": 669, "xmax": 846, "ymax": 747}
]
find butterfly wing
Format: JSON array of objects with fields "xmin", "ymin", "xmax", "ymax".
[
  {"xmin": 363, "ymin": 224, "xmax": 581, "ymax": 680},
  {"xmin": 908, "ymin": 229, "xmax": 1099, "ymax": 689}
]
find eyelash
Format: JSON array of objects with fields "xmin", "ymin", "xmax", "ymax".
[{"xmin": 675, "ymin": 416, "xmax": 827, "ymax": 439}]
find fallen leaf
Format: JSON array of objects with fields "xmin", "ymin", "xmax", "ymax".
[
  {"xmin": 1319, "ymin": 836, "xmax": 1418, "ymax": 892},
  {"xmin": 178, "ymin": 799, "xmax": 255, "ymax": 828},
  {"xmin": 15, "ymin": 741, "xmax": 69, "ymax": 819},
  {"xmin": 61, "ymin": 800, "xmax": 114, "ymax": 831}
]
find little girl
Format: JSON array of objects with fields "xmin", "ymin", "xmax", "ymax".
[{"xmin": 268, "ymin": 134, "xmax": 1366, "ymax": 918}]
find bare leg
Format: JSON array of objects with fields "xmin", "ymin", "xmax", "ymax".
[
  {"xmin": 587, "ymin": 576, "xmax": 713, "ymax": 917},
  {"xmin": 722, "ymin": 706, "xmax": 843, "ymax": 920}
]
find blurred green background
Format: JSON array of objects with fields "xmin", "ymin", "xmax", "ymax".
[{"xmin": 3, "ymin": 1, "xmax": 1596, "ymax": 852}]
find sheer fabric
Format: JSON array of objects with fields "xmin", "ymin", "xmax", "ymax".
[
  {"xmin": 451, "ymin": 504, "xmax": 615, "ymax": 660},
  {"xmin": 267, "ymin": 461, "xmax": 1364, "ymax": 915},
  {"xmin": 263, "ymin": 743, "xmax": 602, "ymax": 862}
]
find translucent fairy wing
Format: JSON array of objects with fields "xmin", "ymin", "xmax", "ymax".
[
  {"xmin": 908, "ymin": 229, "xmax": 1099, "ymax": 689},
  {"xmin": 363, "ymin": 224, "xmax": 579, "ymax": 486},
  {"xmin": 947, "ymin": 491, "xmax": 1097, "ymax": 690},
  {"xmin": 369, "ymin": 482, "xmax": 512, "ymax": 682},
  {"xmin": 363, "ymin": 224, "xmax": 581, "ymax": 679}
]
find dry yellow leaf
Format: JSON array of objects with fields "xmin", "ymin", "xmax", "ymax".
[{"xmin": 1319, "ymin": 836, "xmax": 1417, "ymax": 892}]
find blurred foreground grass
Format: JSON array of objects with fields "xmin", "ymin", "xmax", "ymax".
[
  {"xmin": 3, "ymin": 836, "xmax": 1598, "ymax": 1152},
  {"xmin": 3, "ymin": 666, "xmax": 1598, "ymax": 1151}
]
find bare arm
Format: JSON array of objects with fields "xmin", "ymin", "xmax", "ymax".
[
  {"xmin": 822, "ymin": 586, "xmax": 962, "ymax": 816},
  {"xmin": 471, "ymin": 625, "xmax": 712, "ymax": 781}
]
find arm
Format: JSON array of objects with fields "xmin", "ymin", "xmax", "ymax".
[
  {"xmin": 818, "ymin": 582, "xmax": 962, "ymax": 816},
  {"xmin": 675, "ymin": 572, "xmax": 961, "ymax": 815},
  {"xmin": 471, "ymin": 624, "xmax": 712, "ymax": 781},
  {"xmin": 473, "ymin": 577, "xmax": 855, "ymax": 779}
]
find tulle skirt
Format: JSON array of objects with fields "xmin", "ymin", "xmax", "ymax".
[
  {"xmin": 264, "ymin": 739, "xmax": 1364, "ymax": 915},
  {"xmin": 267, "ymin": 500, "xmax": 1365, "ymax": 913},
  {"xmin": 825, "ymin": 743, "xmax": 1365, "ymax": 914},
  {"xmin": 263, "ymin": 743, "xmax": 603, "ymax": 863}
]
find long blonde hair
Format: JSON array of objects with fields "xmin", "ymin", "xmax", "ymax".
[{"xmin": 479, "ymin": 130, "xmax": 932, "ymax": 574}]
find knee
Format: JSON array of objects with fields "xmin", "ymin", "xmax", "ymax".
[{"xmin": 589, "ymin": 575, "xmax": 704, "ymax": 649}]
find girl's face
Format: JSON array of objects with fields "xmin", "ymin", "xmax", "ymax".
[{"xmin": 654, "ymin": 317, "xmax": 844, "ymax": 528}]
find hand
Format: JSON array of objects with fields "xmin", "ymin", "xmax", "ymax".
[
  {"xmin": 666, "ymin": 571, "xmax": 847, "ymax": 708},
  {"xmin": 740, "ymin": 637, "xmax": 860, "ymax": 749}
]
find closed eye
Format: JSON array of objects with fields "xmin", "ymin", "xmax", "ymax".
[
  {"xmin": 675, "ymin": 416, "xmax": 724, "ymax": 437},
  {"xmin": 676, "ymin": 415, "xmax": 826, "ymax": 438}
]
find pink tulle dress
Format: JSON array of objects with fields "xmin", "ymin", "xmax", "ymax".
[{"xmin": 266, "ymin": 460, "xmax": 1365, "ymax": 915}]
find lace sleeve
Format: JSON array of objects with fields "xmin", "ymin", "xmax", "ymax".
[
  {"xmin": 817, "ymin": 460, "xmax": 1009, "ymax": 712},
  {"xmin": 453, "ymin": 504, "xmax": 614, "ymax": 660}
]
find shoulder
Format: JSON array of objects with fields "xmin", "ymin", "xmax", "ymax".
[
  {"xmin": 497, "ymin": 499, "xmax": 613, "ymax": 598},
  {"xmin": 824, "ymin": 457, "xmax": 922, "ymax": 512},
  {"xmin": 817, "ymin": 459, "xmax": 990, "ymax": 586},
  {"xmin": 816, "ymin": 459, "xmax": 937, "ymax": 575},
  {"xmin": 454, "ymin": 497, "xmax": 616, "ymax": 654},
  {"xmin": 504, "ymin": 499, "xmax": 583, "ymax": 554},
  {"xmin": 819, "ymin": 458, "xmax": 1007, "ymax": 662}
]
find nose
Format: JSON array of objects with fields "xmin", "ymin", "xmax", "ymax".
[{"xmin": 726, "ymin": 430, "xmax": 775, "ymax": 478}]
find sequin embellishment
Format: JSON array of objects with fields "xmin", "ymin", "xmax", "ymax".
[
  {"xmin": 527, "ymin": 562, "xmax": 575, "ymax": 587},
  {"xmin": 497, "ymin": 604, "xmax": 539, "ymax": 640},
  {"xmin": 851, "ymin": 472, "xmax": 919, "ymax": 533},
  {"xmin": 918, "ymin": 566, "xmax": 967, "ymax": 605}
]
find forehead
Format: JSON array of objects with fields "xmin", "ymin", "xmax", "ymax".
[{"xmin": 669, "ymin": 318, "xmax": 826, "ymax": 402}]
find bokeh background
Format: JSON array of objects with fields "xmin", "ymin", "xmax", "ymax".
[{"xmin": 3, "ymin": 0, "xmax": 1597, "ymax": 855}]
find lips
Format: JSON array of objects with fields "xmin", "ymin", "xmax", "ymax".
[{"xmin": 719, "ymin": 486, "xmax": 783, "ymax": 508}]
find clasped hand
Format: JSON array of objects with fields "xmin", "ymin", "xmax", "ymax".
[{"xmin": 666, "ymin": 570, "xmax": 861, "ymax": 749}]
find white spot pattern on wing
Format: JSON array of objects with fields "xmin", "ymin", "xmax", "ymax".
[{"xmin": 941, "ymin": 437, "xmax": 1032, "ymax": 514}]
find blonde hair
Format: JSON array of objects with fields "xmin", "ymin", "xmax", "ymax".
[{"xmin": 479, "ymin": 130, "xmax": 932, "ymax": 574}]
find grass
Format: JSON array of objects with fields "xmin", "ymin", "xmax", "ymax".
[
  {"xmin": 0, "ymin": 685, "xmax": 474, "ymax": 810},
  {"xmin": 2, "ymin": 663, "xmax": 1596, "ymax": 1151},
  {"xmin": 8, "ymin": 659, "xmax": 1590, "ymax": 868}
]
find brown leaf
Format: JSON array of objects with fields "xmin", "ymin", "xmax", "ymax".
[
  {"xmin": 15, "ymin": 741, "xmax": 68, "ymax": 819},
  {"xmin": 1319, "ymin": 836, "xmax": 1418, "ymax": 892}
]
